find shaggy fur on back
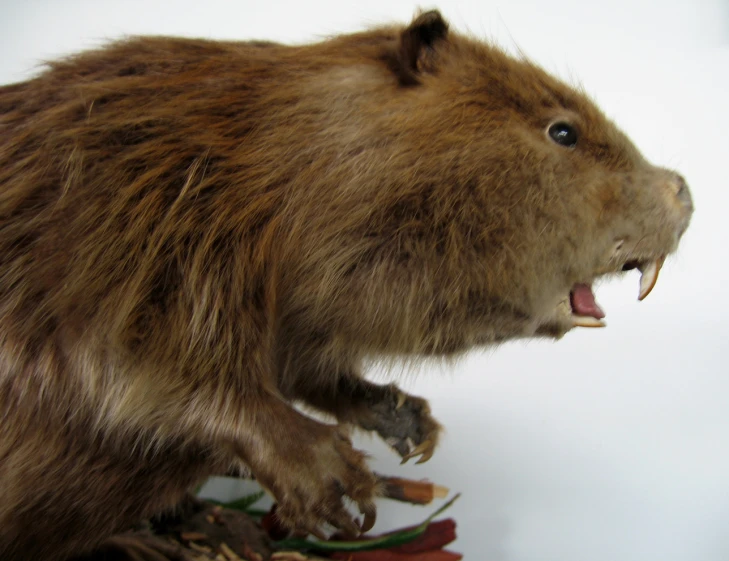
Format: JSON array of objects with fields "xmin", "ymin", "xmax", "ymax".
[{"xmin": 0, "ymin": 10, "xmax": 691, "ymax": 560}]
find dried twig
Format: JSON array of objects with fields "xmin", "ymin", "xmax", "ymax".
[{"xmin": 377, "ymin": 474, "xmax": 449, "ymax": 505}]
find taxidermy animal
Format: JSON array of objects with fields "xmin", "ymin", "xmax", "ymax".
[{"xmin": 0, "ymin": 10, "xmax": 693, "ymax": 560}]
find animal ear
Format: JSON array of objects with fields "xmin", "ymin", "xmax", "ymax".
[{"xmin": 393, "ymin": 10, "xmax": 449, "ymax": 86}]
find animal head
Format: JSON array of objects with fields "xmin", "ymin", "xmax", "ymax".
[{"xmin": 282, "ymin": 11, "xmax": 693, "ymax": 355}]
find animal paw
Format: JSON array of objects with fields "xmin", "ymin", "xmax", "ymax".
[
  {"xmin": 253, "ymin": 424, "xmax": 379, "ymax": 538},
  {"xmin": 357, "ymin": 384, "xmax": 442, "ymax": 464}
]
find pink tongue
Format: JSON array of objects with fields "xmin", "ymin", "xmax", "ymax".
[{"xmin": 570, "ymin": 284, "xmax": 606, "ymax": 319}]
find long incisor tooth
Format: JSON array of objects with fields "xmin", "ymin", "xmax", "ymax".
[
  {"xmin": 572, "ymin": 315, "xmax": 606, "ymax": 328},
  {"xmin": 638, "ymin": 257, "xmax": 666, "ymax": 301}
]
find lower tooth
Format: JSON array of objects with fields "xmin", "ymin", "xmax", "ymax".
[{"xmin": 572, "ymin": 315, "xmax": 607, "ymax": 328}]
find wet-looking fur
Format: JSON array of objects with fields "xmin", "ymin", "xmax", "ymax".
[{"xmin": 0, "ymin": 10, "xmax": 692, "ymax": 560}]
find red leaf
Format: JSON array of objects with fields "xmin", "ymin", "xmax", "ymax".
[
  {"xmin": 331, "ymin": 550, "xmax": 462, "ymax": 561},
  {"xmin": 386, "ymin": 519, "xmax": 457, "ymax": 554},
  {"xmin": 261, "ymin": 504, "xmax": 290, "ymax": 540}
]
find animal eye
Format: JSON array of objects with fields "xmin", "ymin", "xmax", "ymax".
[{"xmin": 547, "ymin": 122, "xmax": 578, "ymax": 148}]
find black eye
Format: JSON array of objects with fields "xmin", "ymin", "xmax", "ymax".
[{"xmin": 548, "ymin": 122, "xmax": 578, "ymax": 148}]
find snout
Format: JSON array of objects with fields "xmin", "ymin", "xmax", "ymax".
[
  {"xmin": 665, "ymin": 172, "xmax": 693, "ymax": 236},
  {"xmin": 669, "ymin": 173, "xmax": 693, "ymax": 212}
]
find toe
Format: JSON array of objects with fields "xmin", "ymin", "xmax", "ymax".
[
  {"xmin": 358, "ymin": 500, "xmax": 377, "ymax": 533},
  {"xmin": 400, "ymin": 439, "xmax": 434, "ymax": 464}
]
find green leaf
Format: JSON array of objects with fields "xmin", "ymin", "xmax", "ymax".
[
  {"xmin": 220, "ymin": 490, "xmax": 267, "ymax": 512},
  {"xmin": 274, "ymin": 493, "xmax": 460, "ymax": 553}
]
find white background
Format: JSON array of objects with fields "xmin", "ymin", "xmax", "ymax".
[{"xmin": 2, "ymin": 1, "xmax": 728, "ymax": 560}]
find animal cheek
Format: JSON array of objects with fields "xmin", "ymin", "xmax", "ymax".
[{"xmin": 594, "ymin": 183, "xmax": 628, "ymax": 225}]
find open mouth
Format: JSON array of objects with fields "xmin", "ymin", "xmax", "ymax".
[{"xmin": 569, "ymin": 257, "xmax": 665, "ymax": 328}]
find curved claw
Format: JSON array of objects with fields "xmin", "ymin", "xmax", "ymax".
[
  {"xmin": 400, "ymin": 440, "xmax": 434, "ymax": 465},
  {"xmin": 358, "ymin": 501, "xmax": 377, "ymax": 533},
  {"xmin": 396, "ymin": 392, "xmax": 408, "ymax": 410},
  {"xmin": 415, "ymin": 444, "xmax": 435, "ymax": 464},
  {"xmin": 333, "ymin": 516, "xmax": 361, "ymax": 539}
]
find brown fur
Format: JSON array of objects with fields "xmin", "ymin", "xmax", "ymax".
[{"xmin": 0, "ymin": 11, "xmax": 692, "ymax": 559}]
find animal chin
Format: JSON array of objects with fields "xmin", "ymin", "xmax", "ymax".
[{"xmin": 568, "ymin": 256, "xmax": 666, "ymax": 329}]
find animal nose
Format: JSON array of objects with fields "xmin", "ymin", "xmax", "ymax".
[
  {"xmin": 667, "ymin": 173, "xmax": 693, "ymax": 237},
  {"xmin": 670, "ymin": 173, "xmax": 693, "ymax": 212}
]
